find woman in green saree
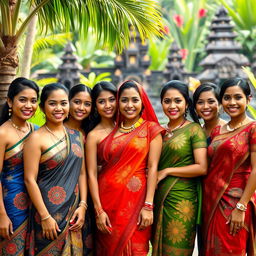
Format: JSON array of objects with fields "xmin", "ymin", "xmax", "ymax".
[{"xmin": 152, "ymin": 80, "xmax": 208, "ymax": 256}]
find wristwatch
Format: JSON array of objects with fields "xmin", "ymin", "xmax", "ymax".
[{"xmin": 236, "ymin": 202, "xmax": 247, "ymax": 212}]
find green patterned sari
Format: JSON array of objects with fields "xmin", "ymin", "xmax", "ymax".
[{"xmin": 152, "ymin": 123, "xmax": 207, "ymax": 256}]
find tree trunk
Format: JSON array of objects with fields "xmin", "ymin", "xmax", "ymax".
[
  {"xmin": 20, "ymin": 13, "xmax": 38, "ymax": 78},
  {"xmin": 0, "ymin": 36, "xmax": 18, "ymax": 110}
]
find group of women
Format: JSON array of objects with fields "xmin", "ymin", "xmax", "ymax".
[{"xmin": 0, "ymin": 76, "xmax": 255, "ymax": 256}]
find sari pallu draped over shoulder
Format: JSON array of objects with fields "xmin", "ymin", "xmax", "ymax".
[
  {"xmin": 96, "ymin": 120, "xmax": 164, "ymax": 256},
  {"xmin": 0, "ymin": 124, "xmax": 37, "ymax": 256},
  {"xmin": 202, "ymin": 122, "xmax": 256, "ymax": 256},
  {"xmin": 26, "ymin": 128, "xmax": 84, "ymax": 256}
]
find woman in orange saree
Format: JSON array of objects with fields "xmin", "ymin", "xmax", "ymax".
[
  {"xmin": 88, "ymin": 80, "xmax": 163, "ymax": 255},
  {"xmin": 202, "ymin": 78, "xmax": 256, "ymax": 255}
]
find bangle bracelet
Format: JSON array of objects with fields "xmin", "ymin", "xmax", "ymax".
[
  {"xmin": 145, "ymin": 201, "xmax": 153, "ymax": 206},
  {"xmin": 41, "ymin": 214, "xmax": 51, "ymax": 221},
  {"xmin": 79, "ymin": 204, "xmax": 88, "ymax": 209},
  {"xmin": 143, "ymin": 206, "xmax": 153, "ymax": 211}
]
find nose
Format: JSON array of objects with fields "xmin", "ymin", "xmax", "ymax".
[
  {"xmin": 55, "ymin": 104, "xmax": 62, "ymax": 111},
  {"xmin": 229, "ymin": 97, "xmax": 236, "ymax": 105},
  {"xmin": 78, "ymin": 103, "xmax": 85, "ymax": 110},
  {"xmin": 203, "ymin": 102, "xmax": 209, "ymax": 109},
  {"xmin": 169, "ymin": 101, "xmax": 176, "ymax": 109},
  {"xmin": 25, "ymin": 101, "xmax": 32, "ymax": 108},
  {"xmin": 105, "ymin": 100, "xmax": 111, "ymax": 108}
]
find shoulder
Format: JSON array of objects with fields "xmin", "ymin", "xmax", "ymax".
[{"xmin": 0, "ymin": 122, "xmax": 14, "ymax": 144}]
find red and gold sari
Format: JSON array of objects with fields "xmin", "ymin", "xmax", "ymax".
[
  {"xmin": 95, "ymin": 81, "xmax": 164, "ymax": 256},
  {"xmin": 202, "ymin": 122, "xmax": 256, "ymax": 255},
  {"xmin": 96, "ymin": 121, "xmax": 163, "ymax": 255}
]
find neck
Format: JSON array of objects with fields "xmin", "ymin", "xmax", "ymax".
[
  {"xmin": 10, "ymin": 115, "xmax": 27, "ymax": 128},
  {"xmin": 45, "ymin": 121, "xmax": 64, "ymax": 131},
  {"xmin": 65, "ymin": 116, "xmax": 82, "ymax": 131},
  {"xmin": 101, "ymin": 117, "xmax": 115, "ymax": 128},
  {"xmin": 229, "ymin": 113, "xmax": 247, "ymax": 127},
  {"xmin": 122, "ymin": 116, "xmax": 140, "ymax": 127},
  {"xmin": 204, "ymin": 116, "xmax": 220, "ymax": 130},
  {"xmin": 168, "ymin": 116, "xmax": 186, "ymax": 130}
]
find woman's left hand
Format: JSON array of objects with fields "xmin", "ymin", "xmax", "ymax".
[
  {"xmin": 226, "ymin": 208, "xmax": 245, "ymax": 236},
  {"xmin": 137, "ymin": 208, "xmax": 153, "ymax": 230},
  {"xmin": 69, "ymin": 206, "xmax": 86, "ymax": 231},
  {"xmin": 157, "ymin": 169, "xmax": 168, "ymax": 184}
]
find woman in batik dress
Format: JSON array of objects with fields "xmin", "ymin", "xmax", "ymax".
[{"xmin": 0, "ymin": 77, "xmax": 39, "ymax": 255}]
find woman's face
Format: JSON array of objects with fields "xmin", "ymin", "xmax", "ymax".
[
  {"xmin": 162, "ymin": 88, "xmax": 187, "ymax": 121},
  {"xmin": 96, "ymin": 90, "xmax": 116, "ymax": 119},
  {"xmin": 119, "ymin": 87, "xmax": 142, "ymax": 122},
  {"xmin": 196, "ymin": 90, "xmax": 220, "ymax": 122},
  {"xmin": 43, "ymin": 89, "xmax": 69, "ymax": 124},
  {"xmin": 222, "ymin": 85, "xmax": 249, "ymax": 118},
  {"xmin": 8, "ymin": 88, "xmax": 38, "ymax": 120},
  {"xmin": 69, "ymin": 91, "xmax": 92, "ymax": 121}
]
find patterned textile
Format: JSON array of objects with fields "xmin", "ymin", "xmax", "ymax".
[
  {"xmin": 152, "ymin": 123, "xmax": 207, "ymax": 256},
  {"xmin": 26, "ymin": 128, "xmax": 84, "ymax": 255},
  {"xmin": 202, "ymin": 122, "xmax": 256, "ymax": 255}
]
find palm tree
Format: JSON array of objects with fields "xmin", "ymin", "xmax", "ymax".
[{"xmin": 0, "ymin": 0, "xmax": 163, "ymax": 106}]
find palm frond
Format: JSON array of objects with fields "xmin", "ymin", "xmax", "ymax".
[
  {"xmin": 33, "ymin": 32, "xmax": 72, "ymax": 54},
  {"xmin": 34, "ymin": 0, "xmax": 164, "ymax": 52}
]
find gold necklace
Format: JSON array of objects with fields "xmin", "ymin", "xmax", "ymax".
[
  {"xmin": 226, "ymin": 119, "xmax": 247, "ymax": 132},
  {"xmin": 45, "ymin": 125, "xmax": 66, "ymax": 142},
  {"xmin": 119, "ymin": 117, "xmax": 144, "ymax": 134},
  {"xmin": 166, "ymin": 119, "xmax": 186, "ymax": 138},
  {"xmin": 9, "ymin": 119, "xmax": 29, "ymax": 133}
]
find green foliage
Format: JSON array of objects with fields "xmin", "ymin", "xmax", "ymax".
[
  {"xmin": 164, "ymin": 0, "xmax": 213, "ymax": 72},
  {"xmin": 219, "ymin": 0, "xmax": 256, "ymax": 61},
  {"xmin": 242, "ymin": 67, "xmax": 256, "ymax": 119},
  {"xmin": 148, "ymin": 37, "xmax": 172, "ymax": 71},
  {"xmin": 80, "ymin": 72, "xmax": 112, "ymax": 88}
]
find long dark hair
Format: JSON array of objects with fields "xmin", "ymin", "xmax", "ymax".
[
  {"xmin": 160, "ymin": 80, "xmax": 199, "ymax": 123},
  {"xmin": 89, "ymin": 81, "xmax": 117, "ymax": 131},
  {"xmin": 0, "ymin": 77, "xmax": 40, "ymax": 125},
  {"xmin": 219, "ymin": 78, "xmax": 251, "ymax": 102},
  {"xmin": 68, "ymin": 84, "xmax": 92, "ymax": 134},
  {"xmin": 193, "ymin": 82, "xmax": 220, "ymax": 109},
  {"xmin": 40, "ymin": 83, "xmax": 69, "ymax": 110}
]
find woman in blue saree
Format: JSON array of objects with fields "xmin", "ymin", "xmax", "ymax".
[
  {"xmin": 24, "ymin": 83, "xmax": 87, "ymax": 255},
  {"xmin": 0, "ymin": 78, "xmax": 39, "ymax": 255}
]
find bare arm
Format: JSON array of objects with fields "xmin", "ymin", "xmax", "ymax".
[
  {"xmin": 158, "ymin": 147, "xmax": 207, "ymax": 183},
  {"xmin": 24, "ymin": 132, "xmax": 60, "ymax": 240},
  {"xmin": 86, "ymin": 132, "xmax": 111, "ymax": 234},
  {"xmin": 0, "ymin": 129, "xmax": 13, "ymax": 239},
  {"xmin": 138, "ymin": 133, "xmax": 162, "ymax": 230},
  {"xmin": 69, "ymin": 156, "xmax": 87, "ymax": 231}
]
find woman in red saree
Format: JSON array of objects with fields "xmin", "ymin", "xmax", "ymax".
[
  {"xmin": 202, "ymin": 78, "xmax": 256, "ymax": 255},
  {"xmin": 87, "ymin": 80, "xmax": 163, "ymax": 255}
]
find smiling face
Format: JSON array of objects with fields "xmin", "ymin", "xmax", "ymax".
[
  {"xmin": 69, "ymin": 91, "xmax": 92, "ymax": 121},
  {"xmin": 196, "ymin": 90, "xmax": 220, "ymax": 122},
  {"xmin": 161, "ymin": 88, "xmax": 187, "ymax": 121},
  {"xmin": 96, "ymin": 90, "xmax": 116, "ymax": 119},
  {"xmin": 119, "ymin": 87, "xmax": 142, "ymax": 123},
  {"xmin": 8, "ymin": 88, "xmax": 38, "ymax": 121},
  {"xmin": 43, "ymin": 89, "xmax": 69, "ymax": 124},
  {"xmin": 222, "ymin": 85, "xmax": 249, "ymax": 118}
]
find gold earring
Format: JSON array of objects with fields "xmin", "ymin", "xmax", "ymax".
[{"xmin": 8, "ymin": 108, "xmax": 12, "ymax": 117}]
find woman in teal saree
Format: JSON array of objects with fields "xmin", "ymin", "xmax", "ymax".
[
  {"xmin": 152, "ymin": 80, "xmax": 207, "ymax": 256},
  {"xmin": 24, "ymin": 83, "xmax": 87, "ymax": 255},
  {"xmin": 0, "ymin": 78, "xmax": 39, "ymax": 255}
]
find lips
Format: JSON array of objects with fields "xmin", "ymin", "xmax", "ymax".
[
  {"xmin": 201, "ymin": 111, "xmax": 212, "ymax": 116},
  {"xmin": 104, "ymin": 109, "xmax": 114, "ymax": 115},
  {"xmin": 22, "ymin": 110, "xmax": 33, "ymax": 116},
  {"xmin": 75, "ymin": 111, "xmax": 85, "ymax": 117},
  {"xmin": 168, "ymin": 110, "xmax": 178, "ymax": 116},
  {"xmin": 53, "ymin": 113, "xmax": 64, "ymax": 119},
  {"xmin": 227, "ymin": 107, "xmax": 238, "ymax": 113}
]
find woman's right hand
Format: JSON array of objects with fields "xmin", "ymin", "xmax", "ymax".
[
  {"xmin": 0, "ymin": 213, "xmax": 13, "ymax": 240},
  {"xmin": 96, "ymin": 211, "xmax": 112, "ymax": 234},
  {"xmin": 41, "ymin": 216, "xmax": 61, "ymax": 240}
]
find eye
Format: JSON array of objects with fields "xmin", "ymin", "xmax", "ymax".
[
  {"xmin": 109, "ymin": 97, "xmax": 116, "ymax": 102},
  {"xmin": 61, "ymin": 102, "xmax": 68, "ymax": 106},
  {"xmin": 163, "ymin": 99, "xmax": 171, "ymax": 104},
  {"xmin": 208, "ymin": 100, "xmax": 217, "ymax": 104},
  {"xmin": 98, "ymin": 100, "xmax": 105, "ymax": 104},
  {"xmin": 132, "ymin": 98, "xmax": 140, "ymax": 103},
  {"xmin": 223, "ymin": 95, "xmax": 230, "ymax": 101},
  {"xmin": 31, "ymin": 99, "xmax": 37, "ymax": 104},
  {"xmin": 235, "ymin": 95, "xmax": 243, "ymax": 100},
  {"xmin": 197, "ymin": 100, "xmax": 204, "ymax": 105},
  {"xmin": 19, "ymin": 98, "xmax": 26, "ymax": 103},
  {"xmin": 85, "ymin": 102, "xmax": 91, "ymax": 107},
  {"xmin": 74, "ymin": 100, "xmax": 81, "ymax": 104},
  {"xmin": 120, "ymin": 98, "xmax": 128, "ymax": 103},
  {"xmin": 175, "ymin": 99, "xmax": 182, "ymax": 104},
  {"xmin": 49, "ymin": 102, "xmax": 56, "ymax": 106}
]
